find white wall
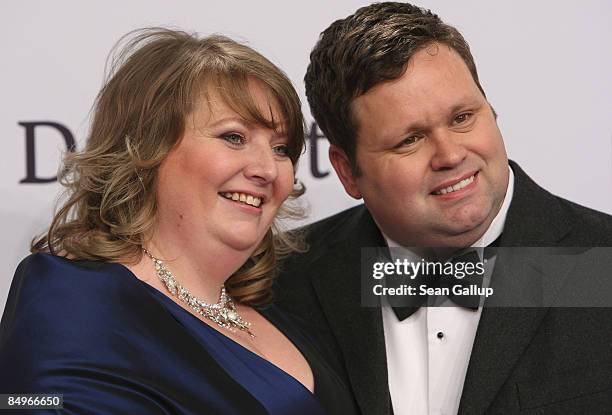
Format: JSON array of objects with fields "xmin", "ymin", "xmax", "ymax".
[{"xmin": 2, "ymin": 0, "xmax": 611, "ymax": 312}]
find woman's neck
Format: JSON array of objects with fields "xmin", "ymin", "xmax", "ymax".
[{"xmin": 138, "ymin": 229, "xmax": 254, "ymax": 304}]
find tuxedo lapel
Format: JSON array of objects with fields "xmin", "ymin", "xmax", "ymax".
[
  {"xmin": 458, "ymin": 256, "xmax": 548, "ymax": 415},
  {"xmin": 309, "ymin": 207, "xmax": 392, "ymax": 415},
  {"xmin": 458, "ymin": 162, "xmax": 575, "ymax": 414},
  {"xmin": 497, "ymin": 161, "xmax": 573, "ymax": 246}
]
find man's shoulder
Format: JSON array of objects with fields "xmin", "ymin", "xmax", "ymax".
[
  {"xmin": 298, "ymin": 204, "xmax": 384, "ymax": 249},
  {"xmin": 507, "ymin": 161, "xmax": 612, "ymax": 246},
  {"xmin": 555, "ymin": 195, "xmax": 612, "ymax": 244},
  {"xmin": 278, "ymin": 204, "xmax": 374, "ymax": 281},
  {"xmin": 298, "ymin": 204, "xmax": 370, "ymax": 245}
]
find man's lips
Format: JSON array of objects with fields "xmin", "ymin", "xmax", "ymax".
[{"xmin": 431, "ymin": 171, "xmax": 479, "ymax": 195}]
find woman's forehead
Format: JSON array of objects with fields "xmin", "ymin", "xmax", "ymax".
[{"xmin": 191, "ymin": 82, "xmax": 286, "ymax": 129}]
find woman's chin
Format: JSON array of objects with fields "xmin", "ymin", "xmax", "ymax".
[{"xmin": 218, "ymin": 231, "xmax": 265, "ymax": 254}]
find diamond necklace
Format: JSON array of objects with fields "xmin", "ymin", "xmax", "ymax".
[{"xmin": 143, "ymin": 248, "xmax": 255, "ymax": 338}]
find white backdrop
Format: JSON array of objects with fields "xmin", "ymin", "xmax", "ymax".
[{"xmin": 2, "ymin": 0, "xmax": 611, "ymax": 313}]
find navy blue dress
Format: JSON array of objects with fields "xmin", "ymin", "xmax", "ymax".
[{"xmin": 0, "ymin": 254, "xmax": 358, "ymax": 414}]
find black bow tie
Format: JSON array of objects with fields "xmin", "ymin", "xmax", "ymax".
[{"xmin": 391, "ymin": 250, "xmax": 488, "ymax": 321}]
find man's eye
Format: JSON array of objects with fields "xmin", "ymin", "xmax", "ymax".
[
  {"xmin": 272, "ymin": 144, "xmax": 290, "ymax": 157},
  {"xmin": 221, "ymin": 133, "xmax": 246, "ymax": 145},
  {"xmin": 396, "ymin": 135, "xmax": 422, "ymax": 148},
  {"xmin": 454, "ymin": 113, "xmax": 472, "ymax": 124}
]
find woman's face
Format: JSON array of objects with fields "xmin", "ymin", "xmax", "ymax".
[{"xmin": 155, "ymin": 81, "xmax": 295, "ymax": 255}]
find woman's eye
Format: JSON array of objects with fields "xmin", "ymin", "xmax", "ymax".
[
  {"xmin": 272, "ymin": 144, "xmax": 290, "ymax": 157},
  {"xmin": 221, "ymin": 133, "xmax": 246, "ymax": 146}
]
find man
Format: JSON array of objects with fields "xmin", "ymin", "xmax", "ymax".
[{"xmin": 276, "ymin": 3, "xmax": 612, "ymax": 415}]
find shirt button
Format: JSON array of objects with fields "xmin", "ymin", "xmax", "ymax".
[{"xmin": 437, "ymin": 331, "xmax": 444, "ymax": 339}]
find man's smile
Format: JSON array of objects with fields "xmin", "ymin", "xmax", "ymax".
[{"xmin": 432, "ymin": 171, "xmax": 478, "ymax": 196}]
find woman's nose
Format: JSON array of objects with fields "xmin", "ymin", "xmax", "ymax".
[{"xmin": 244, "ymin": 142, "xmax": 278, "ymax": 184}]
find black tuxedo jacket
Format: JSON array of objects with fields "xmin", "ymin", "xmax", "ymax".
[{"xmin": 275, "ymin": 161, "xmax": 612, "ymax": 414}]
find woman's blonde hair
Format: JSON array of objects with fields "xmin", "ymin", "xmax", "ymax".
[{"xmin": 32, "ymin": 28, "xmax": 305, "ymax": 306}]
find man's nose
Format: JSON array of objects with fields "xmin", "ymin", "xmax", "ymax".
[
  {"xmin": 244, "ymin": 143, "xmax": 278, "ymax": 184},
  {"xmin": 429, "ymin": 131, "xmax": 467, "ymax": 170}
]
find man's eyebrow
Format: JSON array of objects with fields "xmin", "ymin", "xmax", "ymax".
[
  {"xmin": 374, "ymin": 121, "xmax": 426, "ymax": 144},
  {"xmin": 448, "ymin": 98, "xmax": 483, "ymax": 114}
]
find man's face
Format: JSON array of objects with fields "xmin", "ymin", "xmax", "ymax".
[{"xmin": 331, "ymin": 43, "xmax": 509, "ymax": 247}]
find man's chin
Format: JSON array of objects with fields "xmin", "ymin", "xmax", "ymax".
[{"xmin": 434, "ymin": 212, "xmax": 494, "ymax": 246}]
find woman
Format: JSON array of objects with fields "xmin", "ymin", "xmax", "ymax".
[{"xmin": 0, "ymin": 29, "xmax": 357, "ymax": 414}]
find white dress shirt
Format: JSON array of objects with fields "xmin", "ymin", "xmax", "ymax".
[{"xmin": 381, "ymin": 166, "xmax": 514, "ymax": 415}]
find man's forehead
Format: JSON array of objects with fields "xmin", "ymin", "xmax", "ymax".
[
  {"xmin": 351, "ymin": 48, "xmax": 485, "ymax": 143},
  {"xmin": 354, "ymin": 43, "xmax": 480, "ymax": 103}
]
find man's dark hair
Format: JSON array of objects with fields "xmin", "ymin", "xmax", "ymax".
[{"xmin": 305, "ymin": 2, "xmax": 485, "ymax": 173}]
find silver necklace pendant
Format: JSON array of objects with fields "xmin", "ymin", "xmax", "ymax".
[{"xmin": 143, "ymin": 248, "xmax": 255, "ymax": 338}]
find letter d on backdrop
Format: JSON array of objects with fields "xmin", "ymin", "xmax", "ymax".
[{"xmin": 19, "ymin": 121, "xmax": 76, "ymax": 184}]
